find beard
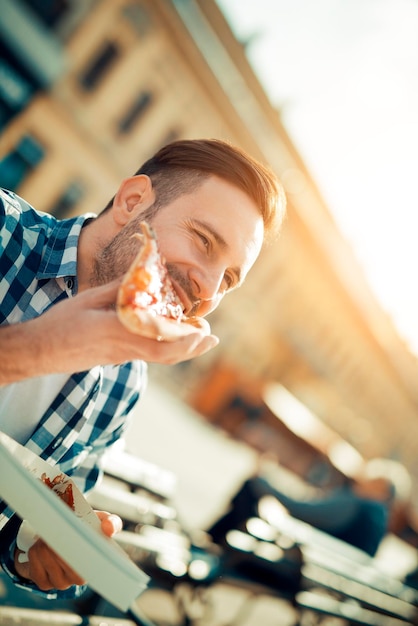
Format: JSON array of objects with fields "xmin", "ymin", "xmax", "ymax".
[
  {"xmin": 90, "ymin": 209, "xmax": 199, "ymax": 313},
  {"xmin": 91, "ymin": 201, "xmax": 163, "ymax": 287},
  {"xmin": 91, "ymin": 216, "xmax": 148, "ymax": 287}
]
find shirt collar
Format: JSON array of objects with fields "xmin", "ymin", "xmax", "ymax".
[{"xmin": 37, "ymin": 214, "xmax": 96, "ymax": 280}]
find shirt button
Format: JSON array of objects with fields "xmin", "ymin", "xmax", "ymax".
[
  {"xmin": 52, "ymin": 437, "xmax": 64, "ymax": 450},
  {"xmin": 66, "ymin": 278, "xmax": 74, "ymax": 290}
]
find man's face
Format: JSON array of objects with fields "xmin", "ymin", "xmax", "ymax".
[
  {"xmin": 149, "ymin": 176, "xmax": 264, "ymax": 317},
  {"xmin": 96, "ymin": 176, "xmax": 264, "ymax": 317}
]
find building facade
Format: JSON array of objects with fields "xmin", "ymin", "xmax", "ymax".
[{"xmin": 2, "ymin": 0, "xmax": 418, "ymax": 494}]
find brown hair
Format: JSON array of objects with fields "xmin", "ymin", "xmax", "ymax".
[{"xmin": 102, "ymin": 139, "xmax": 286, "ymax": 237}]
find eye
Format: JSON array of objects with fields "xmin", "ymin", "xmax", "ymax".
[
  {"xmin": 196, "ymin": 231, "xmax": 211, "ymax": 250},
  {"xmin": 222, "ymin": 271, "xmax": 235, "ymax": 292}
]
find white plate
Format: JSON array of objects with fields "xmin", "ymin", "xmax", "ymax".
[{"xmin": 0, "ymin": 432, "xmax": 149, "ymax": 611}]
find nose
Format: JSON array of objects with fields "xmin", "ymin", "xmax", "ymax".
[
  {"xmin": 194, "ymin": 293, "xmax": 223, "ymax": 317},
  {"xmin": 189, "ymin": 267, "xmax": 225, "ymax": 316}
]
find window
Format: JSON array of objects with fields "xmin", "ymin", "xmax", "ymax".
[
  {"xmin": 0, "ymin": 42, "xmax": 36, "ymax": 127},
  {"xmin": 79, "ymin": 42, "xmax": 120, "ymax": 91},
  {"xmin": 118, "ymin": 91, "xmax": 153, "ymax": 134},
  {"xmin": 0, "ymin": 60, "xmax": 33, "ymax": 113},
  {"xmin": 48, "ymin": 180, "xmax": 85, "ymax": 218},
  {"xmin": 0, "ymin": 134, "xmax": 45, "ymax": 190}
]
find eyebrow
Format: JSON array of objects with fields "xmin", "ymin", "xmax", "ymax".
[{"xmin": 192, "ymin": 218, "xmax": 242, "ymax": 286}]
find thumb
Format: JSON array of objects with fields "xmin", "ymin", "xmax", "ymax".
[
  {"xmin": 95, "ymin": 510, "xmax": 123, "ymax": 536},
  {"xmin": 82, "ymin": 279, "xmax": 122, "ymax": 309}
]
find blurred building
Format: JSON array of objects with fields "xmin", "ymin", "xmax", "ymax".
[{"xmin": 2, "ymin": 0, "xmax": 418, "ymax": 492}]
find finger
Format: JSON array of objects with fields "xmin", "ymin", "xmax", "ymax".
[
  {"xmin": 27, "ymin": 541, "xmax": 53, "ymax": 590},
  {"xmin": 53, "ymin": 560, "xmax": 86, "ymax": 589},
  {"xmin": 84, "ymin": 279, "xmax": 122, "ymax": 308},
  {"xmin": 140, "ymin": 332, "xmax": 218, "ymax": 364},
  {"xmin": 14, "ymin": 549, "xmax": 31, "ymax": 580},
  {"xmin": 195, "ymin": 334, "xmax": 220, "ymax": 355},
  {"xmin": 184, "ymin": 333, "xmax": 219, "ymax": 356},
  {"xmin": 28, "ymin": 540, "xmax": 85, "ymax": 590},
  {"xmin": 96, "ymin": 511, "xmax": 123, "ymax": 536},
  {"xmin": 152, "ymin": 333, "xmax": 218, "ymax": 366}
]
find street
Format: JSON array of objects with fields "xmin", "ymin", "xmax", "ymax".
[{"xmin": 122, "ymin": 379, "xmax": 257, "ymax": 532}]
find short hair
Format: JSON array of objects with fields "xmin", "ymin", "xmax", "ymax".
[{"xmin": 102, "ymin": 139, "xmax": 286, "ymax": 238}]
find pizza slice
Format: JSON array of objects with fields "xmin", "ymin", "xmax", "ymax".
[
  {"xmin": 42, "ymin": 472, "xmax": 75, "ymax": 510},
  {"xmin": 116, "ymin": 221, "xmax": 210, "ymax": 341}
]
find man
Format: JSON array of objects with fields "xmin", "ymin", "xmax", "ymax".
[{"xmin": 0, "ymin": 138, "xmax": 286, "ymax": 597}]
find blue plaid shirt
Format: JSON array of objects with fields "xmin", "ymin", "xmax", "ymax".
[{"xmin": 0, "ymin": 189, "xmax": 147, "ymax": 596}]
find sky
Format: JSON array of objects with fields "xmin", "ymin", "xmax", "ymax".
[{"xmin": 216, "ymin": 0, "xmax": 418, "ymax": 357}]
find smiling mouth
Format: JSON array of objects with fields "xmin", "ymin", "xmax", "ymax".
[
  {"xmin": 169, "ymin": 280, "xmax": 188, "ymax": 315},
  {"xmin": 171, "ymin": 280, "xmax": 200, "ymax": 317},
  {"xmin": 188, "ymin": 300, "xmax": 202, "ymax": 317}
]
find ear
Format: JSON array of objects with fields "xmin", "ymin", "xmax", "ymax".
[{"xmin": 112, "ymin": 175, "xmax": 154, "ymax": 226}]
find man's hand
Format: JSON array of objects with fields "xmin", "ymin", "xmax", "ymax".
[
  {"xmin": 0, "ymin": 280, "xmax": 219, "ymax": 384},
  {"xmin": 14, "ymin": 511, "xmax": 123, "ymax": 591}
]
